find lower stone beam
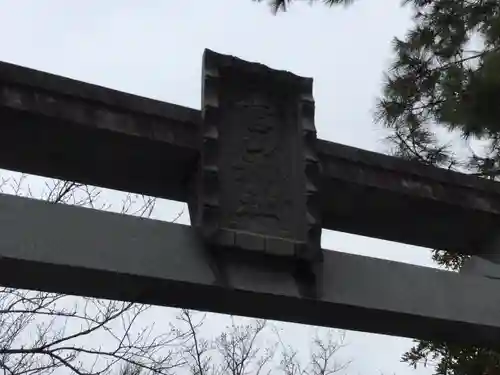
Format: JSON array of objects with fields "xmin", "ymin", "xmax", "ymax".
[{"xmin": 0, "ymin": 193, "xmax": 499, "ymax": 346}]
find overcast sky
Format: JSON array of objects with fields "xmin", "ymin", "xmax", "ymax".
[{"xmin": 0, "ymin": 1, "xmax": 439, "ymax": 374}]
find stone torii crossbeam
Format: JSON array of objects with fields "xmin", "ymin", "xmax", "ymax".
[{"xmin": 1, "ymin": 50, "xmax": 500, "ymax": 346}]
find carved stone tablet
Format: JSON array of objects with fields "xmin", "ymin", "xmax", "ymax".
[{"xmin": 193, "ymin": 49, "xmax": 322, "ymax": 261}]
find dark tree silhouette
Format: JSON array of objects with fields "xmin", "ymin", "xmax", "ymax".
[{"xmin": 255, "ymin": 0, "xmax": 500, "ymax": 373}]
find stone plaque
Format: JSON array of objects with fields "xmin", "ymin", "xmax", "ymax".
[{"xmin": 193, "ymin": 49, "xmax": 322, "ymax": 261}]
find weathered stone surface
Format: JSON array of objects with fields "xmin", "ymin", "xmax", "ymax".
[
  {"xmin": 4, "ymin": 192, "xmax": 500, "ymax": 346},
  {"xmin": 193, "ymin": 49, "xmax": 322, "ymax": 261},
  {"xmin": 5, "ymin": 56, "xmax": 500, "ymax": 255},
  {"xmin": 8, "ymin": 50, "xmax": 500, "ymax": 347},
  {"xmin": 0, "ymin": 61, "xmax": 199, "ymax": 202},
  {"xmin": 319, "ymin": 140, "xmax": 500, "ymax": 253}
]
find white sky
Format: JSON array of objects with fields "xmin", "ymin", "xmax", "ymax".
[{"xmin": 0, "ymin": 0, "xmax": 439, "ymax": 374}]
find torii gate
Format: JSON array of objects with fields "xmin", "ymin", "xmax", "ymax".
[{"xmin": 0, "ymin": 49, "xmax": 499, "ymax": 346}]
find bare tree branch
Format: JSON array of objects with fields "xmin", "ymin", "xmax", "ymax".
[
  {"xmin": 0, "ymin": 171, "xmax": 187, "ymax": 375},
  {"xmin": 276, "ymin": 327, "xmax": 349, "ymax": 375}
]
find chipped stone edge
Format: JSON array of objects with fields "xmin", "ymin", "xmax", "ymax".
[{"xmin": 199, "ymin": 49, "xmax": 322, "ymax": 261}]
